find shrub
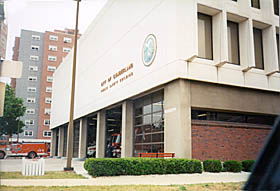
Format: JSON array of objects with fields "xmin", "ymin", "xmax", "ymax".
[
  {"xmin": 242, "ymin": 160, "xmax": 255, "ymax": 172},
  {"xmin": 223, "ymin": 160, "xmax": 242, "ymax": 172},
  {"xmin": 84, "ymin": 158, "xmax": 202, "ymax": 177},
  {"xmin": 203, "ymin": 160, "xmax": 222, "ymax": 172}
]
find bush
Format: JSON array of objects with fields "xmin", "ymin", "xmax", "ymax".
[
  {"xmin": 223, "ymin": 160, "xmax": 242, "ymax": 172},
  {"xmin": 84, "ymin": 158, "xmax": 202, "ymax": 177},
  {"xmin": 203, "ymin": 160, "xmax": 222, "ymax": 172},
  {"xmin": 242, "ymin": 160, "xmax": 255, "ymax": 172}
]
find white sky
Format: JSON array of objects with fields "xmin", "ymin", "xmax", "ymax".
[{"xmin": 4, "ymin": 0, "xmax": 107, "ymax": 59}]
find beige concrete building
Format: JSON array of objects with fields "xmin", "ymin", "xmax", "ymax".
[{"xmin": 50, "ymin": 0, "xmax": 280, "ymax": 161}]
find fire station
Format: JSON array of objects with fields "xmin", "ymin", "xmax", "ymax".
[{"xmin": 50, "ymin": 0, "xmax": 280, "ymax": 161}]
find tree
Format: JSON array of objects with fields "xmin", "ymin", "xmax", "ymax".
[{"xmin": 0, "ymin": 85, "xmax": 26, "ymax": 137}]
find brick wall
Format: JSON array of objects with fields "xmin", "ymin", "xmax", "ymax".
[{"xmin": 191, "ymin": 121, "xmax": 271, "ymax": 161}]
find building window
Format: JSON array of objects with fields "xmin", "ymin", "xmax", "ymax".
[
  {"xmin": 31, "ymin": 35, "xmax": 40, "ymax": 40},
  {"xmin": 24, "ymin": 130, "xmax": 33, "ymax": 137},
  {"xmin": 43, "ymin": 131, "xmax": 52, "ymax": 137},
  {"xmin": 253, "ymin": 28, "xmax": 264, "ymax": 69},
  {"xmin": 27, "ymin": 87, "xmax": 36, "ymax": 92},
  {"xmin": 133, "ymin": 91, "xmax": 164, "ymax": 157},
  {"xmin": 48, "ymin": 55, "xmax": 57, "ymax": 61},
  {"xmin": 31, "ymin": 45, "xmax": 39, "ymax": 50},
  {"xmin": 49, "ymin": 35, "xmax": 58, "ymax": 41},
  {"xmin": 44, "ymin": 120, "xmax": 50, "ymax": 126},
  {"xmin": 44, "ymin": 108, "xmax": 51, "ymax": 115},
  {"xmin": 46, "ymin": 87, "xmax": 52, "ymax": 93},
  {"xmin": 28, "ymin": 76, "xmax": 37, "ymax": 82},
  {"xmin": 191, "ymin": 109, "xmax": 276, "ymax": 126},
  {"xmin": 25, "ymin": 120, "xmax": 34, "ymax": 125},
  {"xmin": 274, "ymin": 0, "xmax": 279, "ymax": 15},
  {"xmin": 227, "ymin": 21, "xmax": 240, "ymax": 65},
  {"xmin": 48, "ymin": 45, "xmax": 58, "ymax": 51},
  {"xmin": 63, "ymin": 47, "xmax": 71, "ymax": 53},
  {"xmin": 26, "ymin": 109, "xmax": 35, "ymax": 115},
  {"xmin": 45, "ymin": 98, "xmax": 52, "ymax": 104},
  {"xmin": 47, "ymin": 66, "xmax": 56, "ymax": 72},
  {"xmin": 27, "ymin": 98, "xmax": 36, "ymax": 103},
  {"xmin": 251, "ymin": 0, "xmax": 260, "ymax": 9},
  {"xmin": 197, "ymin": 13, "xmax": 213, "ymax": 60},
  {"xmin": 277, "ymin": 33, "xmax": 279, "ymax": 69},
  {"xmin": 29, "ymin": 66, "xmax": 38, "ymax": 71},
  {"xmin": 30, "ymin": 55, "xmax": 39, "ymax": 61},
  {"xmin": 63, "ymin": 37, "xmax": 72, "ymax": 43},
  {"xmin": 46, "ymin": 76, "xmax": 53, "ymax": 82}
]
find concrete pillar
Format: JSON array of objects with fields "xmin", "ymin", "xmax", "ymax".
[
  {"xmin": 79, "ymin": 118, "xmax": 87, "ymax": 159},
  {"xmin": 121, "ymin": 101, "xmax": 133, "ymax": 158},
  {"xmin": 96, "ymin": 110, "xmax": 106, "ymax": 158},
  {"xmin": 50, "ymin": 129, "xmax": 57, "ymax": 157},
  {"xmin": 164, "ymin": 79, "xmax": 192, "ymax": 158},
  {"xmin": 58, "ymin": 126, "xmax": 65, "ymax": 157}
]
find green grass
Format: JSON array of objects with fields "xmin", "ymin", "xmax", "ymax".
[
  {"xmin": 0, "ymin": 182, "xmax": 244, "ymax": 191},
  {"xmin": 0, "ymin": 171, "xmax": 86, "ymax": 179}
]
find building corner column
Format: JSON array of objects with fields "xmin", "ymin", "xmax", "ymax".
[
  {"xmin": 164, "ymin": 79, "xmax": 192, "ymax": 158},
  {"xmin": 78, "ymin": 118, "xmax": 87, "ymax": 159},
  {"xmin": 50, "ymin": 129, "xmax": 57, "ymax": 157},
  {"xmin": 121, "ymin": 100, "xmax": 133, "ymax": 158},
  {"xmin": 96, "ymin": 110, "xmax": 106, "ymax": 158},
  {"xmin": 58, "ymin": 126, "xmax": 65, "ymax": 157}
]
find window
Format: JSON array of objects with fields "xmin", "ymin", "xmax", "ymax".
[
  {"xmin": 197, "ymin": 13, "xmax": 213, "ymax": 60},
  {"xmin": 26, "ymin": 109, "xmax": 35, "ymax": 115},
  {"xmin": 253, "ymin": 28, "xmax": 264, "ymax": 69},
  {"xmin": 227, "ymin": 21, "xmax": 240, "ymax": 65},
  {"xmin": 29, "ymin": 66, "xmax": 38, "ymax": 71},
  {"xmin": 25, "ymin": 120, "xmax": 34, "ymax": 125},
  {"xmin": 28, "ymin": 76, "xmax": 37, "ymax": 81},
  {"xmin": 63, "ymin": 47, "xmax": 71, "ymax": 53},
  {"xmin": 48, "ymin": 45, "xmax": 58, "ymax": 51},
  {"xmin": 24, "ymin": 130, "xmax": 33, "ymax": 137},
  {"xmin": 47, "ymin": 66, "xmax": 56, "ymax": 72},
  {"xmin": 45, "ymin": 98, "xmax": 52, "ymax": 104},
  {"xmin": 191, "ymin": 109, "xmax": 276, "ymax": 126},
  {"xmin": 48, "ymin": 55, "xmax": 57, "ymax": 61},
  {"xmin": 277, "ymin": 33, "xmax": 279, "ymax": 69},
  {"xmin": 44, "ymin": 108, "xmax": 51, "ymax": 115},
  {"xmin": 63, "ymin": 37, "xmax": 72, "ymax": 43},
  {"xmin": 31, "ymin": 45, "xmax": 39, "ymax": 50},
  {"xmin": 274, "ymin": 0, "xmax": 279, "ymax": 15},
  {"xmin": 43, "ymin": 131, "xmax": 52, "ymax": 137},
  {"xmin": 27, "ymin": 87, "xmax": 36, "ymax": 92},
  {"xmin": 251, "ymin": 0, "xmax": 260, "ymax": 9},
  {"xmin": 30, "ymin": 55, "xmax": 39, "ymax": 61},
  {"xmin": 46, "ymin": 76, "xmax": 53, "ymax": 82},
  {"xmin": 44, "ymin": 120, "xmax": 50, "ymax": 126},
  {"xmin": 27, "ymin": 97, "xmax": 36, "ymax": 103},
  {"xmin": 32, "ymin": 35, "xmax": 40, "ymax": 40},
  {"xmin": 49, "ymin": 35, "xmax": 58, "ymax": 41},
  {"xmin": 46, "ymin": 87, "xmax": 52, "ymax": 93},
  {"xmin": 27, "ymin": 98, "xmax": 36, "ymax": 103},
  {"xmin": 133, "ymin": 91, "xmax": 164, "ymax": 156}
]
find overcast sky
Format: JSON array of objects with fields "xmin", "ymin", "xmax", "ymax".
[{"xmin": 5, "ymin": 0, "xmax": 107, "ymax": 59}]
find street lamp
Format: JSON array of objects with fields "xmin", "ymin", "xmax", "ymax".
[{"xmin": 64, "ymin": 0, "xmax": 81, "ymax": 171}]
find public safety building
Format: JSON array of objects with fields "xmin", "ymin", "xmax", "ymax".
[{"xmin": 50, "ymin": 0, "xmax": 280, "ymax": 161}]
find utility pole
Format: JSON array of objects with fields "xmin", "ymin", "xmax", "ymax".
[{"xmin": 64, "ymin": 0, "xmax": 81, "ymax": 171}]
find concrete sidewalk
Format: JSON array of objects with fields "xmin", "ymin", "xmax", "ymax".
[{"xmin": 1, "ymin": 172, "xmax": 250, "ymax": 186}]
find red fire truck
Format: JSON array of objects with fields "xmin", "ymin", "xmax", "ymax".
[{"xmin": 0, "ymin": 135, "xmax": 50, "ymax": 159}]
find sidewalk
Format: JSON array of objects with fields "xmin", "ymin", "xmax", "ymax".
[{"xmin": 1, "ymin": 172, "xmax": 250, "ymax": 186}]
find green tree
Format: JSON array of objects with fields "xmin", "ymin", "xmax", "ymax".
[{"xmin": 0, "ymin": 85, "xmax": 26, "ymax": 136}]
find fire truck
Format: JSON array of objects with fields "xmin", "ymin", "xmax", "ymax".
[{"xmin": 0, "ymin": 135, "xmax": 50, "ymax": 159}]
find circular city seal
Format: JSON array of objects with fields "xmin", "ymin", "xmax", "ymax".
[{"xmin": 142, "ymin": 34, "xmax": 157, "ymax": 66}]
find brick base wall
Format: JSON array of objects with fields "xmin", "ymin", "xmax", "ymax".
[{"xmin": 191, "ymin": 121, "xmax": 271, "ymax": 161}]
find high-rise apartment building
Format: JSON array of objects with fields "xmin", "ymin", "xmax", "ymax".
[
  {"xmin": 0, "ymin": 2, "xmax": 7, "ymax": 59},
  {"xmin": 14, "ymin": 29, "xmax": 76, "ymax": 140}
]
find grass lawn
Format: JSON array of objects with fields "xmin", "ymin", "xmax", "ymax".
[
  {"xmin": 0, "ymin": 182, "xmax": 244, "ymax": 191},
  {"xmin": 0, "ymin": 171, "xmax": 85, "ymax": 179}
]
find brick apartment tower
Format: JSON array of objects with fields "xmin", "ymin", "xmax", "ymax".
[
  {"xmin": 11, "ymin": 37, "xmax": 20, "ymax": 89},
  {"xmin": 37, "ymin": 29, "xmax": 78, "ymax": 139}
]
